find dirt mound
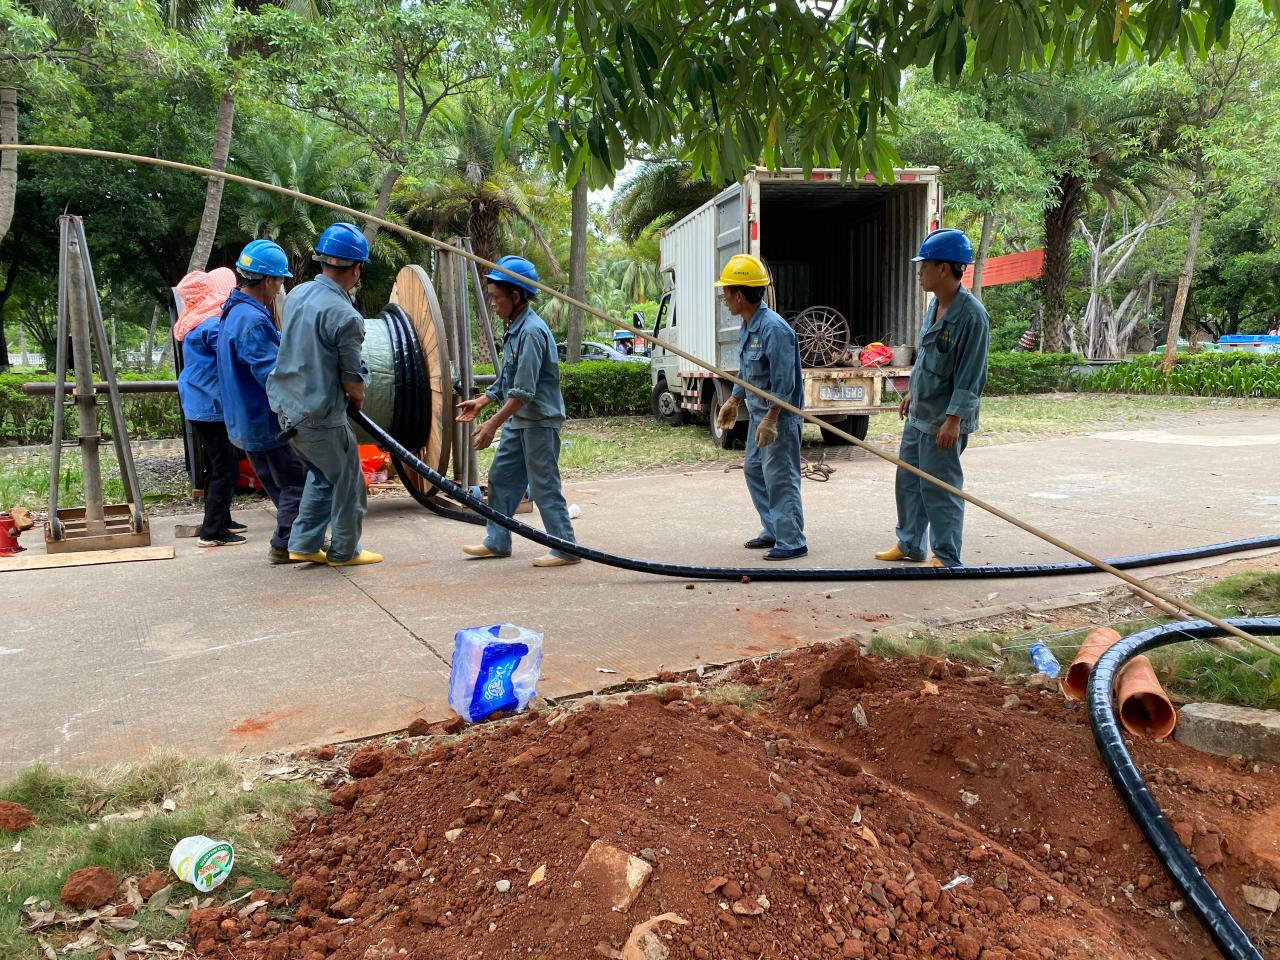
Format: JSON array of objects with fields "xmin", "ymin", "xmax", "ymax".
[{"xmin": 189, "ymin": 642, "xmax": 1280, "ymax": 960}]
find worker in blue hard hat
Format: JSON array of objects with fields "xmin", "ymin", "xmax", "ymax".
[
  {"xmin": 268, "ymin": 222, "xmax": 380, "ymax": 567},
  {"xmin": 455, "ymin": 255, "xmax": 579, "ymax": 568},
  {"xmin": 713, "ymin": 254, "xmax": 807, "ymax": 561},
  {"xmin": 876, "ymin": 228, "xmax": 989, "ymax": 568},
  {"xmin": 217, "ymin": 238, "xmax": 312, "ymax": 564}
]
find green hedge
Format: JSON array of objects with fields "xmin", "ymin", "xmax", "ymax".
[
  {"xmin": 1082, "ymin": 353, "xmax": 1280, "ymax": 398},
  {"xmin": 1, "ymin": 370, "xmax": 183, "ymax": 446},
  {"xmin": 475, "ymin": 359, "xmax": 649, "ymax": 418},
  {"xmin": 985, "ymin": 352, "xmax": 1079, "ymax": 395}
]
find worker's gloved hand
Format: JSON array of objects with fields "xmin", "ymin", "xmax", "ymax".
[
  {"xmin": 755, "ymin": 417, "xmax": 779, "ymax": 448},
  {"xmin": 715, "ymin": 400, "xmax": 738, "ymax": 432}
]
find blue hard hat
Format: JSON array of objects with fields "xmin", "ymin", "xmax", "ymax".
[
  {"xmin": 912, "ymin": 228, "xmax": 974, "ymax": 265},
  {"xmin": 612, "ymin": 329, "xmax": 634, "ymax": 341},
  {"xmin": 484, "ymin": 255, "xmax": 539, "ymax": 296},
  {"xmin": 236, "ymin": 239, "xmax": 293, "ymax": 278},
  {"xmin": 314, "ymin": 222, "xmax": 370, "ymax": 264}
]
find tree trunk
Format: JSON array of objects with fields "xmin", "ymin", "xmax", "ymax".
[
  {"xmin": 143, "ymin": 302, "xmax": 164, "ymax": 372},
  {"xmin": 565, "ymin": 174, "xmax": 589, "ymax": 363},
  {"xmin": 0, "ymin": 85, "xmax": 16, "ymax": 250},
  {"xmin": 970, "ymin": 209, "xmax": 995, "ymax": 300},
  {"xmin": 1162, "ymin": 176, "xmax": 1204, "ymax": 372},
  {"xmin": 0, "ymin": 255, "xmax": 19, "ymax": 370},
  {"xmin": 187, "ymin": 90, "xmax": 236, "ymax": 272},
  {"xmin": 364, "ymin": 166, "xmax": 402, "ymax": 244},
  {"xmin": 469, "ymin": 201, "xmax": 499, "ymax": 266},
  {"xmin": 1041, "ymin": 175, "xmax": 1084, "ymax": 353}
]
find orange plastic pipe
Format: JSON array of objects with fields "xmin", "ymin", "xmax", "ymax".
[
  {"xmin": 1116, "ymin": 655, "xmax": 1177, "ymax": 740},
  {"xmin": 1060, "ymin": 627, "xmax": 1122, "ymax": 701}
]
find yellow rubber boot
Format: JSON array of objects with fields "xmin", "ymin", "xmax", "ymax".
[
  {"xmin": 926, "ymin": 557, "xmax": 946, "ymax": 568},
  {"xmin": 874, "ymin": 545, "xmax": 909, "ymax": 561},
  {"xmin": 329, "ymin": 549, "xmax": 383, "ymax": 567},
  {"xmin": 289, "ymin": 550, "xmax": 328, "ymax": 563}
]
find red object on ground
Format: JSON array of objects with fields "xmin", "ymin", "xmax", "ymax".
[
  {"xmin": 235, "ymin": 444, "xmax": 390, "ymax": 492},
  {"xmin": 962, "ymin": 248, "xmax": 1046, "ymax": 289},
  {"xmin": 0, "ymin": 512, "xmax": 26, "ymax": 557}
]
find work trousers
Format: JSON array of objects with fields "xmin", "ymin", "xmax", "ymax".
[
  {"xmin": 742, "ymin": 409, "xmax": 806, "ymax": 551},
  {"xmin": 286, "ymin": 422, "xmax": 367, "ymax": 563},
  {"xmin": 191, "ymin": 419, "xmax": 236, "ymax": 540},
  {"xmin": 246, "ymin": 444, "xmax": 308, "ymax": 552},
  {"xmin": 894, "ymin": 424, "xmax": 969, "ymax": 567},
  {"xmin": 483, "ymin": 425, "xmax": 577, "ymax": 559}
]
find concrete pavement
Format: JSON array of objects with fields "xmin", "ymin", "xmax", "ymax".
[{"xmin": 3, "ymin": 409, "xmax": 1279, "ymax": 778}]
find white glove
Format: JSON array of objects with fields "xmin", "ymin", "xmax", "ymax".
[
  {"xmin": 755, "ymin": 418, "xmax": 778, "ymax": 448},
  {"xmin": 716, "ymin": 400, "xmax": 739, "ymax": 432}
]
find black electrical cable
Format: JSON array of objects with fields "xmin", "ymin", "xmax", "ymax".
[
  {"xmin": 381, "ymin": 303, "xmax": 410, "ymax": 449},
  {"xmin": 379, "ymin": 303, "xmax": 431, "ymax": 453},
  {"xmin": 1088, "ymin": 619, "xmax": 1280, "ymax": 960},
  {"xmin": 352, "ymin": 406, "xmax": 1280, "ymax": 581}
]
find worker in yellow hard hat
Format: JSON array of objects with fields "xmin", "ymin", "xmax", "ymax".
[{"xmin": 714, "ymin": 254, "xmax": 807, "ymax": 560}]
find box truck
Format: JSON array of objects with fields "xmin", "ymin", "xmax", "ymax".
[{"xmin": 649, "ymin": 166, "xmax": 943, "ymax": 447}]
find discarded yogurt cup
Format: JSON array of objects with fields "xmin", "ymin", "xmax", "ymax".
[{"xmin": 170, "ymin": 835, "xmax": 235, "ymax": 892}]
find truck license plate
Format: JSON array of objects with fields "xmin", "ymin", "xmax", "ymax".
[{"xmin": 819, "ymin": 384, "xmax": 865, "ymax": 402}]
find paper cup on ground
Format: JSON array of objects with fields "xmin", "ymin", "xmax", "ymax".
[{"xmin": 170, "ymin": 835, "xmax": 235, "ymax": 892}]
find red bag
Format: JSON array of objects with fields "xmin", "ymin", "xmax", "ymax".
[{"xmin": 859, "ymin": 342, "xmax": 893, "ymax": 367}]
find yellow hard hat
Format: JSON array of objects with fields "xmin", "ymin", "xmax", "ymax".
[{"xmin": 714, "ymin": 254, "xmax": 770, "ymax": 288}]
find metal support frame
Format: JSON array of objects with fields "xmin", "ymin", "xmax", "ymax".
[{"xmin": 45, "ymin": 216, "xmax": 150, "ymax": 553}]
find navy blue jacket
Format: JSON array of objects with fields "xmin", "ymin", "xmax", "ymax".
[{"xmin": 178, "ymin": 318, "xmax": 223, "ymax": 423}]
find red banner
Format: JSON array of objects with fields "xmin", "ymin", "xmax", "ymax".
[{"xmin": 962, "ymin": 248, "xmax": 1045, "ymax": 289}]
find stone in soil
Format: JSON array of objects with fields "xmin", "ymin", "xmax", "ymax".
[
  {"xmin": 406, "ymin": 718, "xmax": 432, "ymax": 738},
  {"xmin": 0, "ymin": 800, "xmax": 36, "ymax": 831},
  {"xmin": 311, "ymin": 744, "xmax": 336, "ymax": 762},
  {"xmin": 60, "ymin": 866, "xmax": 117, "ymax": 910},
  {"xmin": 347, "ymin": 746, "xmax": 385, "ymax": 779},
  {"xmin": 138, "ymin": 870, "xmax": 168, "ymax": 901},
  {"xmin": 573, "ymin": 840, "xmax": 653, "ymax": 911}
]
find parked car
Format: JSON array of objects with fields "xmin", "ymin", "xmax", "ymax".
[{"xmin": 556, "ymin": 340, "xmax": 650, "ymax": 363}]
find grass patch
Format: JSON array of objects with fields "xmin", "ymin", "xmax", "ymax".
[
  {"xmin": 863, "ymin": 631, "xmax": 1004, "ymax": 668},
  {"xmin": 476, "ymin": 395, "xmax": 1247, "ymax": 481},
  {"xmin": 0, "ymin": 452, "xmax": 191, "ymax": 511},
  {"xmin": 0, "ymin": 754, "xmax": 320, "ymax": 959},
  {"xmin": 703, "ymin": 683, "xmax": 769, "ymax": 714}
]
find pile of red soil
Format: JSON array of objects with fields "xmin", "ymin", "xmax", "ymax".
[{"xmin": 190, "ymin": 644, "xmax": 1280, "ymax": 960}]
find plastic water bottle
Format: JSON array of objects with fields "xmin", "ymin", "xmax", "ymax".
[{"xmin": 1028, "ymin": 642, "xmax": 1061, "ymax": 679}]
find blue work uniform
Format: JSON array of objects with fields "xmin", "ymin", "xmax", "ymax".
[
  {"xmin": 178, "ymin": 319, "xmax": 222, "ymax": 423},
  {"xmin": 894, "ymin": 287, "xmax": 990, "ymax": 566},
  {"xmin": 269, "ymin": 275, "xmax": 369, "ymax": 564},
  {"xmin": 731, "ymin": 303, "xmax": 805, "ymax": 552},
  {"xmin": 217, "ymin": 289, "xmax": 307, "ymax": 551},
  {"xmin": 481, "ymin": 305, "xmax": 576, "ymax": 558}
]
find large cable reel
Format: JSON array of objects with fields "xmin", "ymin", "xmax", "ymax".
[{"xmin": 354, "ymin": 264, "xmax": 455, "ymax": 502}]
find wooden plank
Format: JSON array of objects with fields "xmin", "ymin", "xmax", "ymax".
[{"xmin": 0, "ymin": 545, "xmax": 174, "ymax": 573}]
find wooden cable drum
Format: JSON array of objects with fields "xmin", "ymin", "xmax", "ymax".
[{"xmin": 359, "ymin": 264, "xmax": 452, "ymax": 497}]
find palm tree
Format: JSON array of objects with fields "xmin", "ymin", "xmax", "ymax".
[
  {"xmin": 401, "ymin": 96, "xmax": 560, "ymax": 269},
  {"xmin": 169, "ymin": 0, "xmax": 324, "ymax": 274},
  {"xmin": 1014, "ymin": 69, "xmax": 1170, "ymax": 352},
  {"xmin": 228, "ymin": 114, "xmax": 395, "ymax": 280},
  {"xmin": 609, "ymin": 158, "xmax": 721, "ymax": 244}
]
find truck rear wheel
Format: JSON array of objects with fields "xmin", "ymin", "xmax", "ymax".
[
  {"xmin": 709, "ymin": 393, "xmax": 748, "ymax": 449},
  {"xmin": 820, "ymin": 414, "xmax": 869, "ymax": 446},
  {"xmin": 651, "ymin": 380, "xmax": 686, "ymax": 426}
]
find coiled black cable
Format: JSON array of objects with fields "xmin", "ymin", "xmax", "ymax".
[
  {"xmin": 352, "ymin": 406, "xmax": 1280, "ymax": 581},
  {"xmin": 1088, "ymin": 619, "xmax": 1279, "ymax": 960},
  {"xmin": 379, "ymin": 303, "xmax": 431, "ymax": 453}
]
